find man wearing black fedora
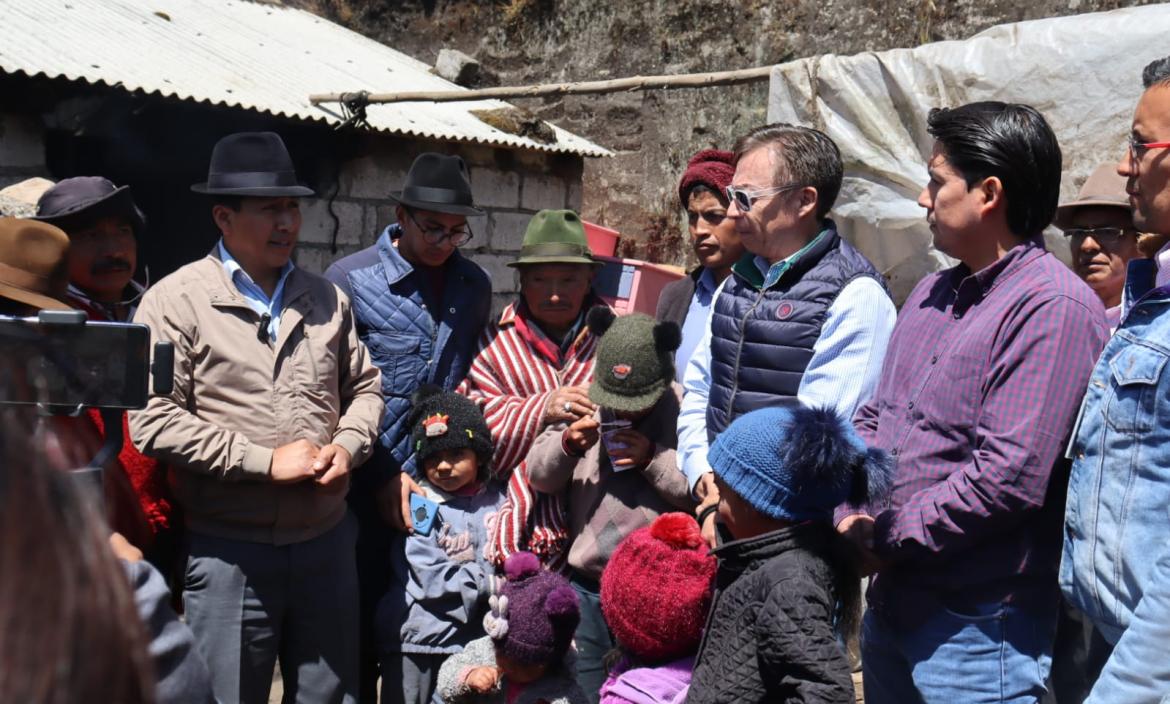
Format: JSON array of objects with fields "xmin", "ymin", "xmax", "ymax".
[
  {"xmin": 325, "ymin": 152, "xmax": 491, "ymax": 702},
  {"xmin": 130, "ymin": 131, "xmax": 384, "ymax": 704}
]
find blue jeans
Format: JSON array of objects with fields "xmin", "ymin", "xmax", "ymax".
[{"xmin": 861, "ymin": 600, "xmax": 1056, "ymax": 704}]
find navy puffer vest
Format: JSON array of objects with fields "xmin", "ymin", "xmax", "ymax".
[{"xmin": 706, "ymin": 223, "xmax": 883, "ymax": 441}]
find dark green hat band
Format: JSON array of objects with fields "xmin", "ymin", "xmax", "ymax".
[{"xmin": 518, "ymin": 242, "xmax": 593, "ymax": 259}]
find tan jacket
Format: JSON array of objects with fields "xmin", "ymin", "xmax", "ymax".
[{"xmin": 129, "ymin": 252, "xmax": 383, "ymax": 545}]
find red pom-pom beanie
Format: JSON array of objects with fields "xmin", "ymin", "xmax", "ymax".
[
  {"xmin": 600, "ymin": 513, "xmax": 717, "ymax": 664},
  {"xmin": 677, "ymin": 149, "xmax": 736, "ymax": 208}
]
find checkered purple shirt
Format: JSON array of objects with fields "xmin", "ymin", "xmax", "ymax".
[{"xmin": 849, "ymin": 240, "xmax": 1108, "ymax": 623}]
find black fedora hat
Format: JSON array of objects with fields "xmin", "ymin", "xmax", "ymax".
[
  {"xmin": 33, "ymin": 176, "xmax": 146, "ymax": 235},
  {"xmin": 388, "ymin": 153, "xmax": 483, "ymax": 216},
  {"xmin": 191, "ymin": 132, "xmax": 315, "ymax": 197}
]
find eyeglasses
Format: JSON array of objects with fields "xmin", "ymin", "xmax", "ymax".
[
  {"xmin": 405, "ymin": 209, "xmax": 472, "ymax": 247},
  {"xmin": 1128, "ymin": 136, "xmax": 1170, "ymax": 162},
  {"xmin": 1062, "ymin": 227, "xmax": 1135, "ymax": 244},
  {"xmin": 725, "ymin": 183, "xmax": 803, "ymax": 213}
]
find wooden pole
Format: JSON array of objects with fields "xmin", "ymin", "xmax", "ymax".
[{"xmin": 309, "ymin": 65, "xmax": 774, "ymax": 105}]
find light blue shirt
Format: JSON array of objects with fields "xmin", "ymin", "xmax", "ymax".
[
  {"xmin": 674, "ymin": 269, "xmax": 719, "ymax": 383},
  {"xmin": 218, "ymin": 240, "xmax": 295, "ymax": 341},
  {"xmin": 677, "ymin": 256, "xmax": 897, "ymax": 492}
]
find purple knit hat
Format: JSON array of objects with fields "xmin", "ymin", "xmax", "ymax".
[{"xmin": 483, "ymin": 552, "xmax": 580, "ymax": 665}]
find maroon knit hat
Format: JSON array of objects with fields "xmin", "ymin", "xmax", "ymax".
[
  {"xmin": 484, "ymin": 552, "xmax": 580, "ymax": 666},
  {"xmin": 677, "ymin": 149, "xmax": 735, "ymax": 208},
  {"xmin": 600, "ymin": 513, "xmax": 717, "ymax": 664}
]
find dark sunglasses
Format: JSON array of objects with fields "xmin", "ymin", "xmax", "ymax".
[{"xmin": 1062, "ymin": 227, "xmax": 1135, "ymax": 244}]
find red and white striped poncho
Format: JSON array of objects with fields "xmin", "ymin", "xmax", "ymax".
[{"xmin": 459, "ymin": 300, "xmax": 600, "ymax": 571}]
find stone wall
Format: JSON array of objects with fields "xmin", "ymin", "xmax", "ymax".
[
  {"xmin": 301, "ymin": 0, "xmax": 1153, "ymax": 269},
  {"xmin": 293, "ymin": 135, "xmax": 584, "ymax": 314}
]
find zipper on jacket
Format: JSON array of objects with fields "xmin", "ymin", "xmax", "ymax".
[{"xmin": 724, "ymin": 287, "xmax": 769, "ymax": 420}]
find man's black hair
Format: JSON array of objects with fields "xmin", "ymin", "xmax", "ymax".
[
  {"xmin": 682, "ymin": 183, "xmax": 730, "ymax": 207},
  {"xmin": 1143, "ymin": 56, "xmax": 1170, "ymax": 89},
  {"xmin": 927, "ymin": 101, "xmax": 1062, "ymax": 239},
  {"xmin": 211, "ymin": 196, "xmax": 243, "ymax": 212}
]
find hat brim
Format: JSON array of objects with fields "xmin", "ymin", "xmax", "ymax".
[
  {"xmin": 387, "ymin": 191, "xmax": 484, "ymax": 216},
  {"xmin": 508, "ymin": 255, "xmax": 601, "ymax": 268},
  {"xmin": 190, "ymin": 183, "xmax": 316, "ymax": 197},
  {"xmin": 1054, "ymin": 198, "xmax": 1132, "ymax": 230},
  {"xmin": 0, "ymin": 282, "xmax": 71, "ymax": 312},
  {"xmin": 588, "ymin": 379, "xmax": 667, "ymax": 413},
  {"xmin": 33, "ymin": 186, "xmax": 146, "ymax": 235}
]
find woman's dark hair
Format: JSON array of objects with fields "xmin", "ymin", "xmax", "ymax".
[
  {"xmin": 683, "ymin": 183, "xmax": 730, "ymax": 208},
  {"xmin": 926, "ymin": 102, "xmax": 1062, "ymax": 239},
  {"xmin": 0, "ymin": 407, "xmax": 155, "ymax": 704},
  {"xmin": 824, "ymin": 531, "xmax": 863, "ymax": 645}
]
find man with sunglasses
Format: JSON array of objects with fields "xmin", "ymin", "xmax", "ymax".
[
  {"xmin": 1055, "ymin": 164, "xmax": 1141, "ymax": 329},
  {"xmin": 324, "ymin": 152, "xmax": 491, "ymax": 703},
  {"xmin": 677, "ymin": 124, "xmax": 896, "ymax": 543},
  {"xmin": 1061, "ymin": 55, "xmax": 1170, "ymax": 703}
]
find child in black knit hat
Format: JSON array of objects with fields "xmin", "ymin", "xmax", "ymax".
[{"xmin": 375, "ymin": 386, "xmax": 506, "ymax": 704}]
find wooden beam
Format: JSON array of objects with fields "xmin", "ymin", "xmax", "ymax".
[{"xmin": 309, "ymin": 65, "xmax": 775, "ymax": 105}]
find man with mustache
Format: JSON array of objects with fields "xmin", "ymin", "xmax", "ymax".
[
  {"xmin": 1055, "ymin": 164, "xmax": 1142, "ymax": 329},
  {"xmin": 34, "ymin": 177, "xmax": 145, "ymax": 322},
  {"xmin": 33, "ymin": 177, "xmax": 176, "ymax": 569},
  {"xmin": 129, "ymin": 132, "xmax": 383, "ymax": 704},
  {"xmin": 837, "ymin": 102, "xmax": 1108, "ymax": 703},
  {"xmin": 676, "ymin": 124, "xmax": 896, "ymax": 544},
  {"xmin": 1061, "ymin": 55, "xmax": 1170, "ymax": 703}
]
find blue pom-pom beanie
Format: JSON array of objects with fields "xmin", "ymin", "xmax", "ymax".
[{"xmin": 707, "ymin": 405, "xmax": 893, "ymax": 522}]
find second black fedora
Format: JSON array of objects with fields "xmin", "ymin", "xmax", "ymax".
[
  {"xmin": 191, "ymin": 132, "xmax": 315, "ymax": 197},
  {"xmin": 388, "ymin": 153, "xmax": 483, "ymax": 216}
]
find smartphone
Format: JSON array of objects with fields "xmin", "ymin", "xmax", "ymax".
[
  {"xmin": 409, "ymin": 493, "xmax": 441, "ymax": 537},
  {"xmin": 0, "ymin": 315, "xmax": 151, "ymax": 409}
]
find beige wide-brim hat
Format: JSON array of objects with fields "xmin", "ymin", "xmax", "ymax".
[
  {"xmin": 0, "ymin": 217, "xmax": 72, "ymax": 310},
  {"xmin": 1054, "ymin": 164, "xmax": 1131, "ymax": 230}
]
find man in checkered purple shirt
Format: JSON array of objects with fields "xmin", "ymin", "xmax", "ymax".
[{"xmin": 836, "ymin": 103, "xmax": 1110, "ymax": 703}]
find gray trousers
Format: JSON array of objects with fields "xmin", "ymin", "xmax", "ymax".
[
  {"xmin": 183, "ymin": 513, "xmax": 360, "ymax": 704},
  {"xmin": 377, "ymin": 653, "xmax": 444, "ymax": 704}
]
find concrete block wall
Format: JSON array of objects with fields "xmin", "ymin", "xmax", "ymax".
[{"xmin": 294, "ymin": 134, "xmax": 586, "ymax": 318}]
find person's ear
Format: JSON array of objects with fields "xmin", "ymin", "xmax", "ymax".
[
  {"xmin": 978, "ymin": 176, "xmax": 1005, "ymax": 217},
  {"xmin": 211, "ymin": 205, "xmax": 234, "ymax": 236},
  {"xmin": 796, "ymin": 186, "xmax": 819, "ymax": 221}
]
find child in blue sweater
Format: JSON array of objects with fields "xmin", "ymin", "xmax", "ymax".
[{"xmin": 375, "ymin": 387, "xmax": 506, "ymax": 704}]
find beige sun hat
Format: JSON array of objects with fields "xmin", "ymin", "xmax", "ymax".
[{"xmin": 1054, "ymin": 164, "xmax": 1131, "ymax": 230}]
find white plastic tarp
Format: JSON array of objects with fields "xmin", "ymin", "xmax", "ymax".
[{"xmin": 767, "ymin": 4, "xmax": 1170, "ymax": 303}]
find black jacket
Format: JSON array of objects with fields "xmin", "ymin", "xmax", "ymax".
[
  {"xmin": 687, "ymin": 522, "xmax": 855, "ymax": 704},
  {"xmin": 655, "ymin": 268, "xmax": 701, "ymax": 326}
]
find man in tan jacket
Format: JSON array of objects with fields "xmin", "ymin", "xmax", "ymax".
[{"xmin": 130, "ymin": 132, "xmax": 383, "ymax": 704}]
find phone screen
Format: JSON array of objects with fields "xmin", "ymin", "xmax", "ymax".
[{"xmin": 0, "ymin": 317, "xmax": 150, "ymax": 409}]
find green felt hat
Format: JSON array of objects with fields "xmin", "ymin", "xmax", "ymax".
[
  {"xmin": 508, "ymin": 209, "xmax": 599, "ymax": 267},
  {"xmin": 586, "ymin": 308, "xmax": 682, "ymax": 413}
]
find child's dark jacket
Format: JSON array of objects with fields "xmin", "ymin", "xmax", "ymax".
[{"xmin": 687, "ymin": 522, "xmax": 854, "ymax": 704}]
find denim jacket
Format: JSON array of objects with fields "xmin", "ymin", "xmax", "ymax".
[
  {"xmin": 1061, "ymin": 258, "xmax": 1170, "ymax": 702},
  {"xmin": 325, "ymin": 225, "xmax": 491, "ymax": 482}
]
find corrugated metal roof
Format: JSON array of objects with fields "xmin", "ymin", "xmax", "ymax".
[{"xmin": 0, "ymin": 0, "xmax": 610, "ymax": 157}]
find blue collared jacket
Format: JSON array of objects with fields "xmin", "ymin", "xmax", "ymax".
[
  {"xmin": 325, "ymin": 224, "xmax": 491, "ymax": 483},
  {"xmin": 1062, "ymin": 257, "xmax": 1170, "ymax": 703}
]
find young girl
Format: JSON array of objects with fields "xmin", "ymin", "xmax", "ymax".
[
  {"xmin": 375, "ymin": 387, "xmax": 506, "ymax": 704},
  {"xmin": 599, "ymin": 512, "xmax": 716, "ymax": 704},
  {"xmin": 687, "ymin": 404, "xmax": 892, "ymax": 704},
  {"xmin": 436, "ymin": 552, "xmax": 588, "ymax": 704}
]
